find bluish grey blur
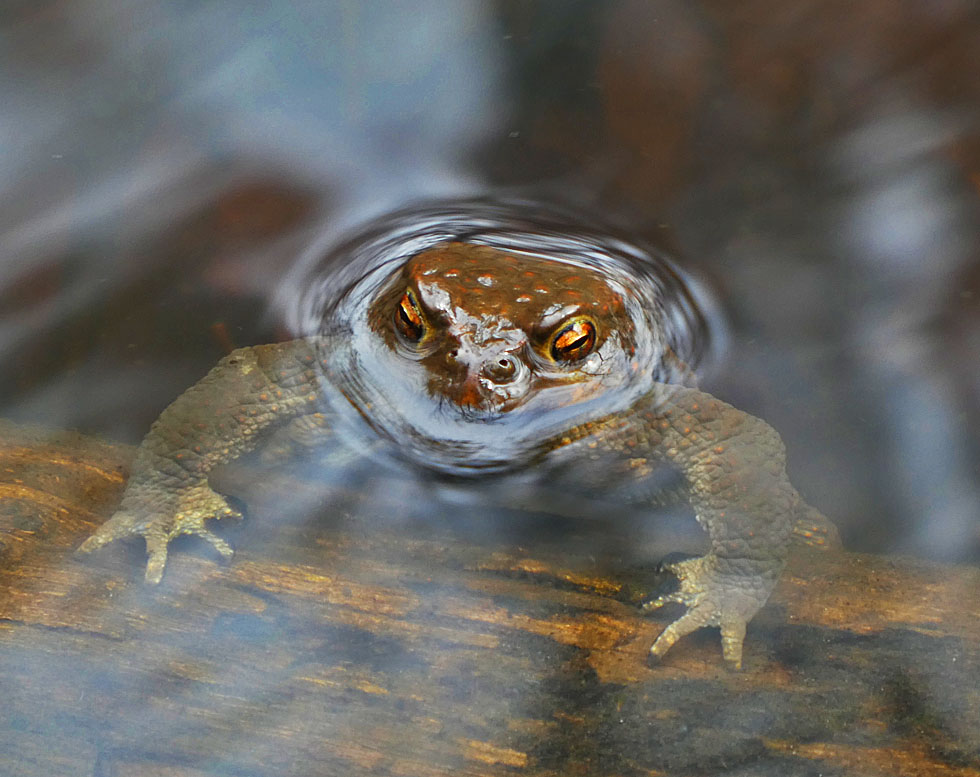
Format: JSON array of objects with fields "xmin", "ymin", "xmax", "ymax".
[{"xmin": 1, "ymin": 1, "xmax": 979, "ymax": 772}]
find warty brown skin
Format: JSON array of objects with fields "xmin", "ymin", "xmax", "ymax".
[{"xmin": 80, "ymin": 241, "xmax": 834, "ymax": 669}]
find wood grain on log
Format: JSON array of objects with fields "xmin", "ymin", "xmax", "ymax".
[{"xmin": 1, "ymin": 419, "xmax": 978, "ymax": 777}]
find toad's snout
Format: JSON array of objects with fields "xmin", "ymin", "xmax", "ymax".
[{"xmin": 446, "ymin": 338, "xmax": 531, "ymax": 411}]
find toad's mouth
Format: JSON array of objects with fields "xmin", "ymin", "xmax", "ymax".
[
  {"xmin": 430, "ymin": 368, "xmax": 531, "ymax": 420},
  {"xmin": 429, "ymin": 365, "xmax": 602, "ymax": 422}
]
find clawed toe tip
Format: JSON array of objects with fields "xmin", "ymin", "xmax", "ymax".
[
  {"xmin": 195, "ymin": 529, "xmax": 235, "ymax": 559},
  {"xmin": 641, "ymin": 578, "xmax": 683, "ymax": 612},
  {"xmin": 76, "ymin": 535, "xmax": 107, "ymax": 554},
  {"xmin": 641, "ymin": 596, "xmax": 666, "ymax": 612},
  {"xmin": 144, "ymin": 560, "xmax": 166, "ymax": 585}
]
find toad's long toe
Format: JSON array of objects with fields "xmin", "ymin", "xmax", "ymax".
[
  {"xmin": 77, "ymin": 510, "xmax": 146, "ymax": 553},
  {"xmin": 78, "ymin": 482, "xmax": 242, "ymax": 584},
  {"xmin": 642, "ymin": 554, "xmax": 778, "ymax": 670}
]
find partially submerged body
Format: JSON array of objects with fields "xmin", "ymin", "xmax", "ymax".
[{"xmin": 80, "ymin": 238, "xmax": 836, "ymax": 669}]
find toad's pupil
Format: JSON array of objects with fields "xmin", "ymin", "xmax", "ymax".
[
  {"xmin": 396, "ymin": 293, "xmax": 424, "ymax": 341},
  {"xmin": 552, "ymin": 319, "xmax": 596, "ymax": 361}
]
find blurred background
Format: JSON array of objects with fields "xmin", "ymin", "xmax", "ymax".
[{"xmin": 1, "ymin": 0, "xmax": 978, "ymax": 562}]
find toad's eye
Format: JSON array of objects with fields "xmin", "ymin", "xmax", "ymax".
[
  {"xmin": 394, "ymin": 290, "xmax": 426, "ymax": 342},
  {"xmin": 550, "ymin": 317, "xmax": 597, "ymax": 362}
]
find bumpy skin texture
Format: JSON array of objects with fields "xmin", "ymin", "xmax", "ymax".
[
  {"xmin": 80, "ymin": 341, "xmax": 327, "ymax": 583},
  {"xmin": 545, "ymin": 386, "xmax": 801, "ymax": 667},
  {"xmin": 80, "ymin": 241, "xmax": 835, "ymax": 669}
]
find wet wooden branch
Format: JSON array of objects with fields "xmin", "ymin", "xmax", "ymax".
[{"xmin": 1, "ymin": 419, "xmax": 978, "ymax": 777}]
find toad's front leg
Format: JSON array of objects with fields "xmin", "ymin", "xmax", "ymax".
[
  {"xmin": 79, "ymin": 339, "xmax": 331, "ymax": 583},
  {"xmin": 554, "ymin": 384, "xmax": 809, "ymax": 669}
]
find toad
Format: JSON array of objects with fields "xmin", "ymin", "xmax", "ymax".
[{"xmin": 80, "ymin": 239, "xmax": 836, "ymax": 669}]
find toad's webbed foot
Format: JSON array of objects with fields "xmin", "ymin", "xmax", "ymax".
[
  {"xmin": 78, "ymin": 482, "xmax": 241, "ymax": 584},
  {"xmin": 642, "ymin": 554, "xmax": 778, "ymax": 670}
]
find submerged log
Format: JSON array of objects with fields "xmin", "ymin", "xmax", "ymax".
[{"xmin": 1, "ymin": 419, "xmax": 978, "ymax": 777}]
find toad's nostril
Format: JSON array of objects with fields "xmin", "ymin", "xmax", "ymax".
[{"xmin": 484, "ymin": 355, "xmax": 517, "ymax": 382}]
